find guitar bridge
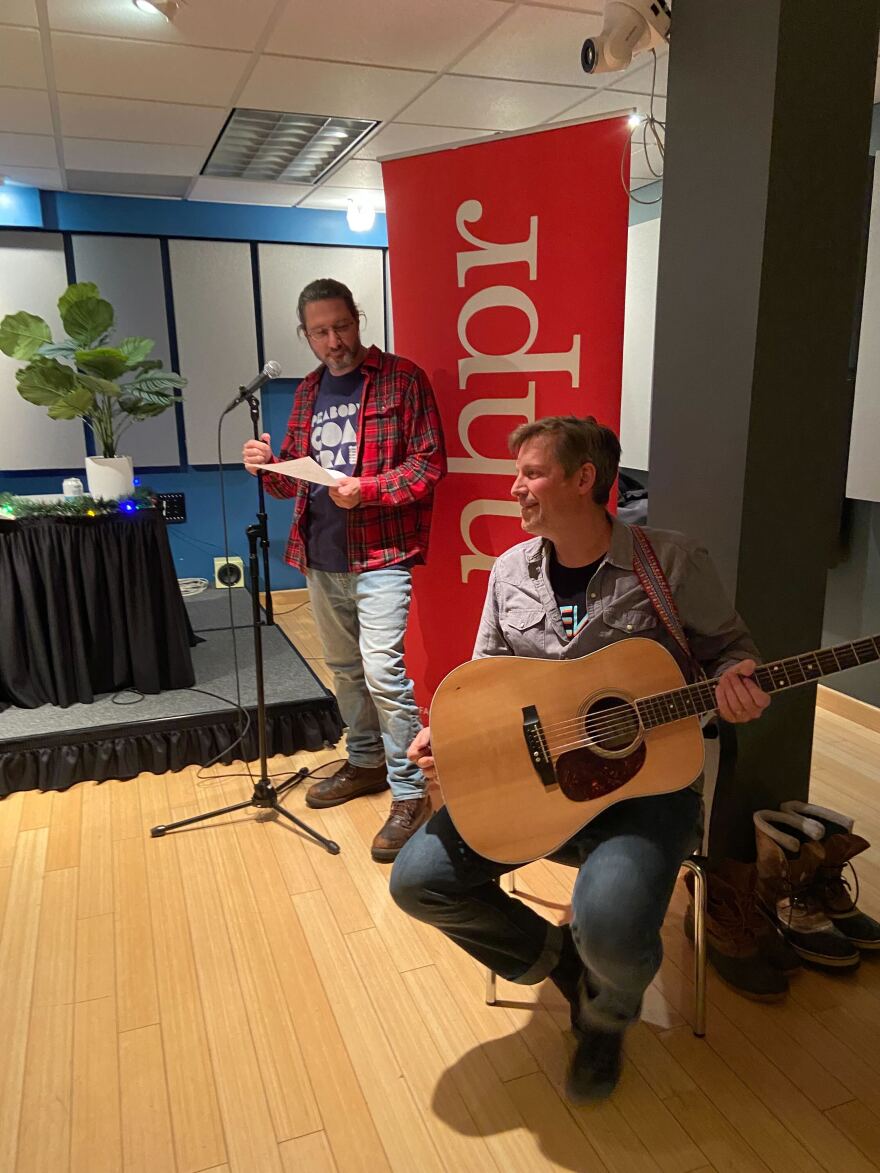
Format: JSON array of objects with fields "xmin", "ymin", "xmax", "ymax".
[{"xmin": 522, "ymin": 705, "xmax": 556, "ymax": 789}]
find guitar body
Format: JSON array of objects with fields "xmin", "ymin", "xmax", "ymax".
[{"xmin": 430, "ymin": 638, "xmax": 705, "ymax": 865}]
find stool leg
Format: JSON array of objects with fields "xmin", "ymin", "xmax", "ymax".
[
  {"xmin": 691, "ymin": 864, "xmax": 707, "ymax": 1038},
  {"xmin": 485, "ymin": 969, "xmax": 497, "ymax": 1005}
]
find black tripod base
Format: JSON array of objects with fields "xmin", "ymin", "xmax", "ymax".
[{"xmin": 150, "ymin": 767, "xmax": 341, "ymax": 854}]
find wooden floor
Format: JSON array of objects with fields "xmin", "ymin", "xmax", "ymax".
[{"xmin": 4, "ymin": 598, "xmax": 880, "ymax": 1172}]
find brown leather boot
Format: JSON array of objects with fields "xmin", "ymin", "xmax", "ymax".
[
  {"xmin": 305, "ymin": 761, "xmax": 388, "ymax": 809},
  {"xmin": 371, "ymin": 796, "xmax": 432, "ymax": 862}
]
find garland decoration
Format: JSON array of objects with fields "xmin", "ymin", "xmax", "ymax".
[{"xmin": 0, "ymin": 487, "xmax": 155, "ymax": 520}]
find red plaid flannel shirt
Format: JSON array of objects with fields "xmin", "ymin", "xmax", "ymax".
[{"xmin": 261, "ymin": 346, "xmax": 446, "ymax": 573}]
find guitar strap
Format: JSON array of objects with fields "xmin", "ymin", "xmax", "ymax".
[{"xmin": 630, "ymin": 524, "xmax": 706, "ymax": 682}]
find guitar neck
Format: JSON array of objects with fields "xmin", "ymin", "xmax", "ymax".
[{"xmin": 636, "ymin": 635, "xmax": 880, "ymax": 731}]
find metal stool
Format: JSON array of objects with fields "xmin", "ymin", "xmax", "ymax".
[{"xmin": 485, "ymin": 855, "xmax": 708, "ymax": 1037}]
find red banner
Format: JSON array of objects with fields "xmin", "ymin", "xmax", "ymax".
[{"xmin": 381, "ymin": 116, "xmax": 630, "ymax": 715}]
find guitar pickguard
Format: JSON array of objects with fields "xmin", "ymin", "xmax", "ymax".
[{"xmin": 555, "ymin": 742, "xmax": 647, "ymax": 802}]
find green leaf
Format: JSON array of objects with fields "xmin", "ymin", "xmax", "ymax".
[
  {"xmin": 61, "ymin": 297, "xmax": 114, "ymax": 347},
  {"xmin": 127, "ymin": 371, "xmax": 187, "ymax": 394},
  {"xmin": 15, "ymin": 359, "xmax": 75, "ymax": 406},
  {"xmin": 58, "ymin": 282, "xmax": 100, "ymax": 320},
  {"xmin": 48, "ymin": 385, "xmax": 95, "ymax": 420},
  {"xmin": 117, "ymin": 337, "xmax": 154, "ymax": 363},
  {"xmin": 76, "ymin": 373, "xmax": 121, "ymax": 399},
  {"xmin": 74, "ymin": 346, "xmax": 128, "ymax": 379},
  {"xmin": 0, "ymin": 311, "xmax": 52, "ymax": 360},
  {"xmin": 117, "ymin": 394, "xmax": 172, "ymax": 419},
  {"xmin": 37, "ymin": 340, "xmax": 78, "ymax": 361},
  {"xmin": 129, "ymin": 358, "xmax": 164, "ymax": 374}
]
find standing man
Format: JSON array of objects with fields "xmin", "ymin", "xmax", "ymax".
[
  {"xmin": 243, "ymin": 278, "xmax": 445, "ymax": 861},
  {"xmin": 391, "ymin": 416, "xmax": 769, "ymax": 1102}
]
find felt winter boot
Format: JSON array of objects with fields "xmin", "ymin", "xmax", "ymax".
[
  {"xmin": 780, "ymin": 800, "xmax": 880, "ymax": 951},
  {"xmin": 754, "ymin": 810, "xmax": 860, "ymax": 970}
]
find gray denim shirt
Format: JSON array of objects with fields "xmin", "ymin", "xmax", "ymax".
[{"xmin": 473, "ymin": 515, "xmax": 759, "ymax": 680}]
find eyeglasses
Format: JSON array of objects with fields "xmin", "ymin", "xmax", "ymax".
[{"xmin": 303, "ymin": 320, "xmax": 358, "ymax": 341}]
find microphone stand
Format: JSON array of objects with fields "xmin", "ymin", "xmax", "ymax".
[
  {"xmin": 149, "ymin": 393, "xmax": 340, "ymax": 855},
  {"xmin": 248, "ymin": 390, "xmax": 275, "ymax": 625}
]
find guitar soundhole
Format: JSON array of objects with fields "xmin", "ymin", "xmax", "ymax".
[{"xmin": 583, "ymin": 696, "xmax": 641, "ymax": 756}]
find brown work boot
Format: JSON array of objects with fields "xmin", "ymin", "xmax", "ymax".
[
  {"xmin": 683, "ymin": 861, "xmax": 789, "ymax": 1001},
  {"xmin": 305, "ymin": 761, "xmax": 388, "ymax": 809},
  {"xmin": 371, "ymin": 796, "xmax": 432, "ymax": 862},
  {"xmin": 781, "ymin": 800, "xmax": 880, "ymax": 951},
  {"xmin": 754, "ymin": 810, "xmax": 860, "ymax": 970}
]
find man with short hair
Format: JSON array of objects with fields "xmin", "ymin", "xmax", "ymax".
[
  {"xmin": 243, "ymin": 277, "xmax": 445, "ymax": 861},
  {"xmin": 391, "ymin": 415, "xmax": 769, "ymax": 1102}
]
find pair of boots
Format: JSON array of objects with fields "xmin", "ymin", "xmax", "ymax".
[{"xmin": 753, "ymin": 800, "xmax": 880, "ymax": 971}]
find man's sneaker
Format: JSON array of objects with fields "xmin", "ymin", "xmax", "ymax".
[
  {"xmin": 565, "ymin": 1024, "xmax": 624, "ymax": 1105},
  {"xmin": 370, "ymin": 796, "xmax": 432, "ymax": 862},
  {"xmin": 305, "ymin": 761, "xmax": 388, "ymax": 809}
]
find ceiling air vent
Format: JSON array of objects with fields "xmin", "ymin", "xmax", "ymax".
[{"xmin": 202, "ymin": 109, "xmax": 378, "ymax": 185}]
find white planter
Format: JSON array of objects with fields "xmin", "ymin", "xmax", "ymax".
[{"xmin": 85, "ymin": 455, "xmax": 134, "ymax": 500}]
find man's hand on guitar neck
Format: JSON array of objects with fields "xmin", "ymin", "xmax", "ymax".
[
  {"xmin": 714, "ymin": 659, "xmax": 770, "ymax": 724},
  {"xmin": 407, "ymin": 725, "xmax": 436, "ymax": 781}
]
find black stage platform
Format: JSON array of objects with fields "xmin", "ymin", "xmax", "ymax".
[{"xmin": 0, "ymin": 589, "xmax": 342, "ymax": 796}]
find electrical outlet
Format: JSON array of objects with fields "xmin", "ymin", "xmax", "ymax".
[{"xmin": 156, "ymin": 492, "xmax": 186, "ymax": 524}]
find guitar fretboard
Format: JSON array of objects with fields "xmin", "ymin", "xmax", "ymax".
[{"xmin": 636, "ymin": 636, "xmax": 880, "ymax": 730}]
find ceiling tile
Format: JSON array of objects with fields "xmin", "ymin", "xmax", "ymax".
[
  {"xmin": 63, "ymin": 138, "xmax": 208, "ymax": 174},
  {"xmin": 356, "ymin": 121, "xmax": 492, "ymax": 160},
  {"xmin": 0, "ymin": 26, "xmax": 46, "ymax": 88},
  {"xmin": 1, "ymin": 165, "xmax": 62, "ymax": 188},
  {"xmin": 298, "ymin": 185, "xmax": 386, "ymax": 212},
  {"xmin": 58, "ymin": 93, "xmax": 226, "ymax": 145},
  {"xmin": 0, "ymin": 87, "xmax": 53, "ymax": 134},
  {"xmin": 46, "ymin": 0, "xmax": 279, "ymax": 52},
  {"xmin": 453, "ymin": 5, "xmax": 603, "ymax": 87},
  {"xmin": 2, "ymin": 1, "xmax": 38, "ymax": 24},
  {"xmin": 52, "ymin": 33, "xmax": 250, "ymax": 105},
  {"xmin": 608, "ymin": 48, "xmax": 669, "ymax": 97},
  {"xmin": 552, "ymin": 87, "xmax": 666, "ymax": 126},
  {"xmin": 323, "ymin": 158, "xmax": 383, "ymax": 189},
  {"xmin": 0, "ymin": 132, "xmax": 57, "ymax": 167},
  {"xmin": 240, "ymin": 57, "xmax": 432, "ymax": 122},
  {"xmin": 399, "ymin": 74, "xmax": 588, "ymax": 131},
  {"xmin": 267, "ymin": 0, "xmax": 511, "ymax": 72},
  {"xmin": 188, "ymin": 176, "xmax": 313, "ymax": 206}
]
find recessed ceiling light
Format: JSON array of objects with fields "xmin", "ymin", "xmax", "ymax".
[
  {"xmin": 628, "ymin": 112, "xmax": 643, "ymax": 127},
  {"xmin": 132, "ymin": 0, "xmax": 182, "ymax": 21}
]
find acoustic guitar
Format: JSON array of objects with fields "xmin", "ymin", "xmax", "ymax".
[{"xmin": 429, "ymin": 634, "xmax": 880, "ymax": 864}]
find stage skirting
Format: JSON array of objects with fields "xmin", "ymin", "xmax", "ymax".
[{"xmin": 0, "ymin": 591, "xmax": 343, "ymax": 797}]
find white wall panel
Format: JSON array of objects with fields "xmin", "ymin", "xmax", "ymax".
[
  {"xmin": 0, "ymin": 230, "xmax": 86, "ymax": 472},
  {"xmin": 258, "ymin": 244, "xmax": 385, "ymax": 379},
  {"xmin": 168, "ymin": 239, "xmax": 258, "ymax": 464},
  {"xmin": 620, "ymin": 216, "xmax": 659, "ymax": 472},
  {"xmin": 847, "ymin": 165, "xmax": 880, "ymax": 502},
  {"xmin": 72, "ymin": 234, "xmax": 180, "ymax": 467}
]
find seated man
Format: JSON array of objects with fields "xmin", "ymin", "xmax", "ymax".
[{"xmin": 390, "ymin": 415, "xmax": 769, "ymax": 1104}]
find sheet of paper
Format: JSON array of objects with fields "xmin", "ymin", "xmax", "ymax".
[{"xmin": 267, "ymin": 456, "xmax": 345, "ymax": 487}]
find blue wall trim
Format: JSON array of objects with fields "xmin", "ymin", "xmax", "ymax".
[
  {"xmin": 35, "ymin": 190, "xmax": 388, "ymax": 247},
  {"xmin": 0, "ymin": 183, "xmax": 42, "ymax": 227}
]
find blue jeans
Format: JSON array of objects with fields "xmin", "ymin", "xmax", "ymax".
[
  {"xmin": 390, "ymin": 788, "xmax": 702, "ymax": 1030},
  {"xmin": 306, "ymin": 566, "xmax": 425, "ymax": 800}
]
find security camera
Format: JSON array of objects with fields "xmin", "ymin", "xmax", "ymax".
[{"xmin": 582, "ymin": 0, "xmax": 671, "ymax": 75}]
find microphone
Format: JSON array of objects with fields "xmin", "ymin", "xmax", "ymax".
[{"xmin": 225, "ymin": 360, "xmax": 282, "ymax": 411}]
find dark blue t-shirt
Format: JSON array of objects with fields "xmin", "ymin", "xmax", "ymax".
[{"xmin": 304, "ymin": 366, "xmax": 365, "ymax": 571}]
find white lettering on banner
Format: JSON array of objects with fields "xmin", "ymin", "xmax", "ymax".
[
  {"xmin": 454, "ymin": 198, "xmax": 584, "ymax": 581},
  {"xmin": 456, "ymin": 200, "xmax": 538, "ymax": 286},
  {"xmin": 460, "ymin": 499, "xmax": 523, "ymax": 583},
  {"xmin": 447, "ymin": 382, "xmax": 536, "ymax": 477}
]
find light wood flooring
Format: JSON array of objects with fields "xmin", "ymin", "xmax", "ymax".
[{"xmin": 3, "ymin": 594, "xmax": 880, "ymax": 1172}]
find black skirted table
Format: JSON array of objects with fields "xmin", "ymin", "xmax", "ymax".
[{"xmin": 0, "ymin": 508, "xmax": 195, "ymax": 711}]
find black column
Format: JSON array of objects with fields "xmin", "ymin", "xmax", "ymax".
[{"xmin": 648, "ymin": 0, "xmax": 880, "ymax": 856}]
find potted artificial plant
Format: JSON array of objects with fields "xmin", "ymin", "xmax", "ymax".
[{"xmin": 0, "ymin": 281, "xmax": 186, "ymax": 498}]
